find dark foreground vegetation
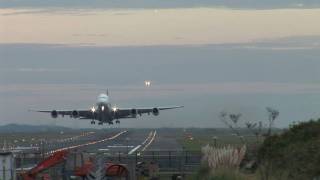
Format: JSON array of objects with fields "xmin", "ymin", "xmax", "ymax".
[
  {"xmin": 191, "ymin": 118, "xmax": 320, "ymax": 180},
  {"xmin": 258, "ymin": 118, "xmax": 320, "ymax": 180}
]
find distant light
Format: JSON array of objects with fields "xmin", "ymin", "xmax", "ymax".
[
  {"xmin": 145, "ymin": 80, "xmax": 151, "ymax": 87},
  {"xmin": 101, "ymin": 106, "xmax": 104, "ymax": 111}
]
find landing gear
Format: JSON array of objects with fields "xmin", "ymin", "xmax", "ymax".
[
  {"xmin": 116, "ymin": 120, "xmax": 120, "ymax": 124},
  {"xmin": 90, "ymin": 120, "xmax": 95, "ymax": 124},
  {"xmin": 98, "ymin": 122, "xmax": 103, "ymax": 125},
  {"xmin": 108, "ymin": 122, "xmax": 114, "ymax": 125}
]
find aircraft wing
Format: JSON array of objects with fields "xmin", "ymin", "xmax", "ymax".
[
  {"xmin": 31, "ymin": 109, "xmax": 94, "ymax": 119},
  {"xmin": 115, "ymin": 106, "xmax": 184, "ymax": 119}
]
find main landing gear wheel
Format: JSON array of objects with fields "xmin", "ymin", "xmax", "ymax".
[
  {"xmin": 116, "ymin": 120, "xmax": 120, "ymax": 124},
  {"xmin": 98, "ymin": 122, "xmax": 103, "ymax": 125},
  {"xmin": 90, "ymin": 120, "xmax": 95, "ymax": 124}
]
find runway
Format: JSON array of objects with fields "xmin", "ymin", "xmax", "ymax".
[{"xmin": 43, "ymin": 129, "xmax": 182, "ymax": 155}]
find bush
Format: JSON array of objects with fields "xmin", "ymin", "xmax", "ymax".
[
  {"xmin": 193, "ymin": 166, "xmax": 247, "ymax": 180},
  {"xmin": 258, "ymin": 118, "xmax": 320, "ymax": 180},
  {"xmin": 194, "ymin": 144, "xmax": 248, "ymax": 180}
]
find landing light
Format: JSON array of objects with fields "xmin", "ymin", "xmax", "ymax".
[
  {"xmin": 101, "ymin": 106, "xmax": 105, "ymax": 111},
  {"xmin": 91, "ymin": 107, "xmax": 96, "ymax": 112},
  {"xmin": 144, "ymin": 80, "xmax": 151, "ymax": 87},
  {"xmin": 112, "ymin": 107, "xmax": 117, "ymax": 112}
]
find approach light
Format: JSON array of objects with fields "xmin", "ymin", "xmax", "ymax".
[{"xmin": 101, "ymin": 106, "xmax": 105, "ymax": 111}]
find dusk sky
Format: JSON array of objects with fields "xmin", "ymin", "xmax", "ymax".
[{"xmin": 0, "ymin": 0, "xmax": 320, "ymax": 128}]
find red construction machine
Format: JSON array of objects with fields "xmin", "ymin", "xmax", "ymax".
[{"xmin": 20, "ymin": 150, "xmax": 94, "ymax": 180}]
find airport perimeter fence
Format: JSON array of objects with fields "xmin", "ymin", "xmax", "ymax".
[
  {"xmin": 14, "ymin": 150, "xmax": 202, "ymax": 179},
  {"xmin": 103, "ymin": 150, "xmax": 202, "ymax": 171}
]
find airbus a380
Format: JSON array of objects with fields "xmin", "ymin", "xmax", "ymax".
[{"xmin": 33, "ymin": 92, "xmax": 183, "ymax": 125}]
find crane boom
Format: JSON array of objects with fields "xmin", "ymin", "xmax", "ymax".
[{"xmin": 21, "ymin": 150, "xmax": 69, "ymax": 180}]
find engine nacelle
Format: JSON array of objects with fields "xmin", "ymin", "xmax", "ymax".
[
  {"xmin": 51, "ymin": 110, "xmax": 58, "ymax": 118},
  {"xmin": 72, "ymin": 110, "xmax": 79, "ymax": 118},
  {"xmin": 131, "ymin": 109, "xmax": 137, "ymax": 117},
  {"xmin": 152, "ymin": 108, "xmax": 159, "ymax": 116}
]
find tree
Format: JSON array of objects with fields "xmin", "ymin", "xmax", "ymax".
[
  {"xmin": 266, "ymin": 107, "xmax": 279, "ymax": 136},
  {"xmin": 219, "ymin": 111, "xmax": 244, "ymax": 143},
  {"xmin": 245, "ymin": 121, "xmax": 263, "ymax": 143}
]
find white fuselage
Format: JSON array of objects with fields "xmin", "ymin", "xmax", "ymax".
[{"xmin": 95, "ymin": 93, "xmax": 113, "ymax": 123}]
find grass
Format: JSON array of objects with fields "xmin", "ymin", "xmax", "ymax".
[
  {"xmin": 0, "ymin": 131, "xmax": 96, "ymax": 149},
  {"xmin": 176, "ymin": 129, "xmax": 265, "ymax": 180},
  {"xmin": 179, "ymin": 134, "xmax": 260, "ymax": 151}
]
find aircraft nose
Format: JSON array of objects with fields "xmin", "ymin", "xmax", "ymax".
[{"xmin": 97, "ymin": 94, "xmax": 109, "ymax": 103}]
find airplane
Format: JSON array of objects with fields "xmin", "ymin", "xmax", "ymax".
[{"xmin": 32, "ymin": 91, "xmax": 183, "ymax": 125}]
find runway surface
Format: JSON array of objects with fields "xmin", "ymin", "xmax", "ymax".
[{"xmin": 42, "ymin": 129, "xmax": 182, "ymax": 155}]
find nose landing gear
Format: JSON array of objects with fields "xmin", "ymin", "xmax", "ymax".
[
  {"xmin": 90, "ymin": 120, "xmax": 95, "ymax": 124},
  {"xmin": 115, "ymin": 120, "xmax": 120, "ymax": 124}
]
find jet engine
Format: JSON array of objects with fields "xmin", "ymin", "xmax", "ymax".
[
  {"xmin": 72, "ymin": 110, "xmax": 79, "ymax": 118},
  {"xmin": 152, "ymin": 108, "xmax": 159, "ymax": 116},
  {"xmin": 131, "ymin": 109, "xmax": 137, "ymax": 117},
  {"xmin": 51, "ymin": 110, "xmax": 58, "ymax": 118}
]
